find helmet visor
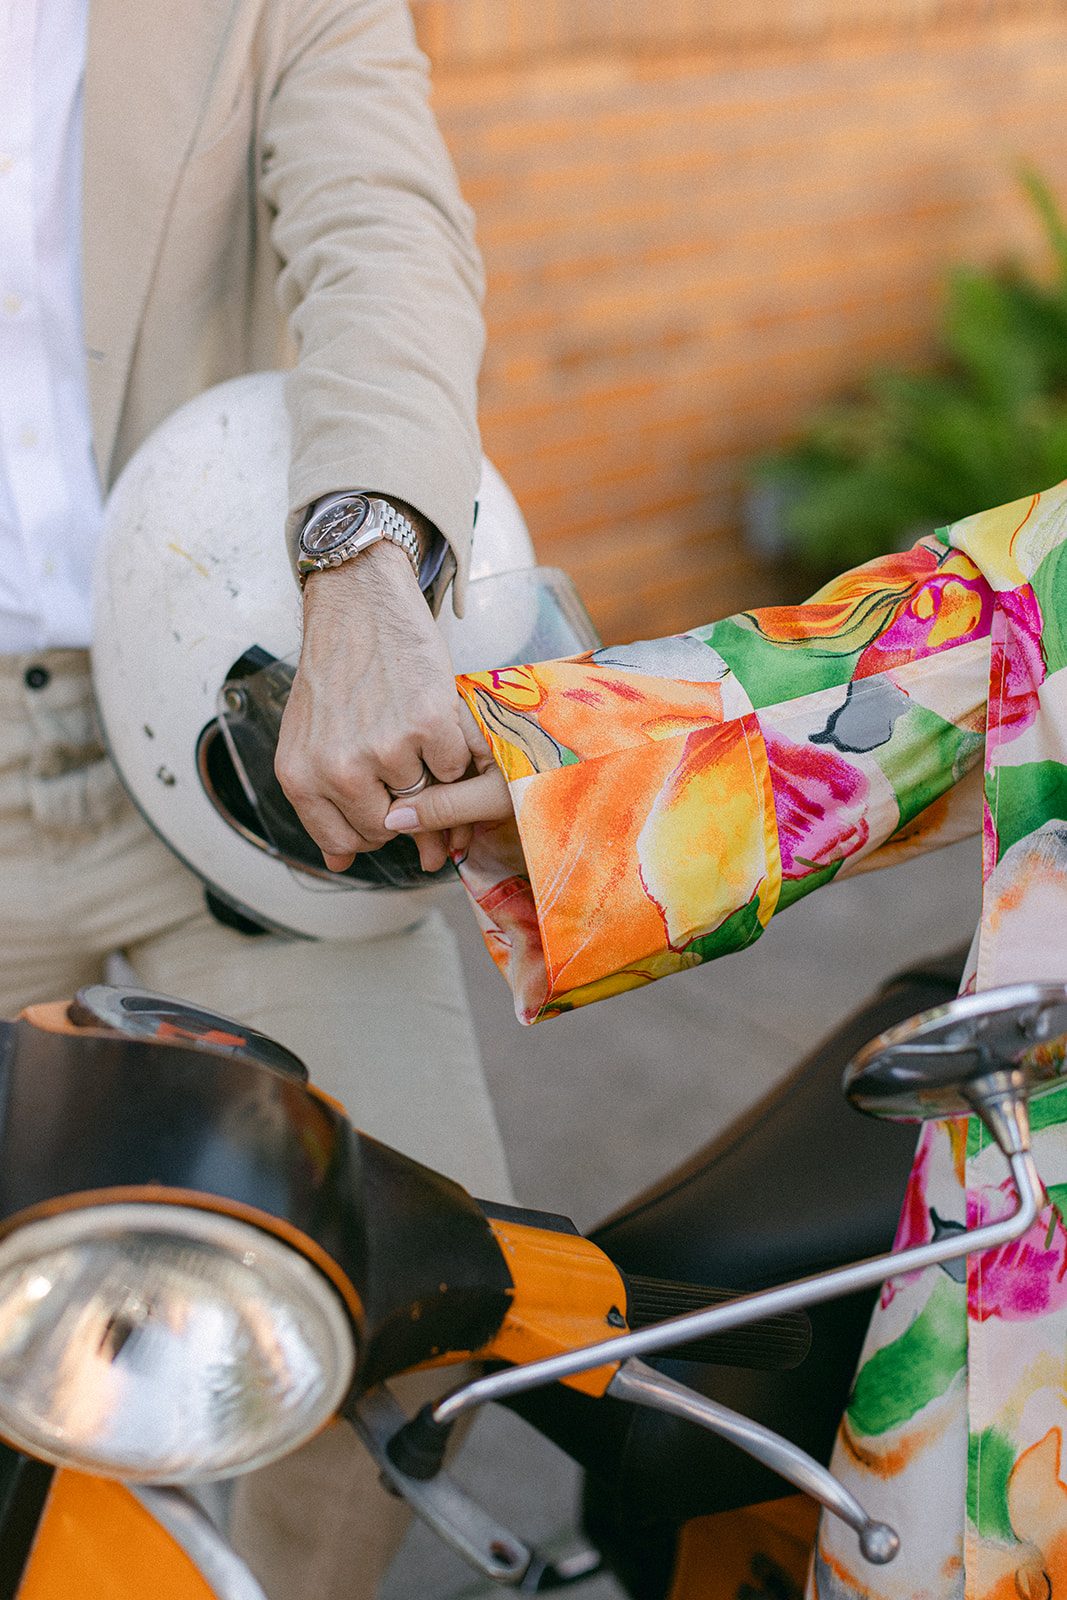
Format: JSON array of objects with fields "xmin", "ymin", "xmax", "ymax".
[{"xmin": 197, "ymin": 651, "xmax": 448, "ymax": 890}]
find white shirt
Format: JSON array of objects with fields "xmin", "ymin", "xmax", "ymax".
[{"xmin": 0, "ymin": 0, "xmax": 101, "ymax": 654}]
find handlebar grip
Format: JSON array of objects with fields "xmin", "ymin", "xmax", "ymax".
[{"xmin": 625, "ymin": 1275, "xmax": 811, "ymax": 1369}]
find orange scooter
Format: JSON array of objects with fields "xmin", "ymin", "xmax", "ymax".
[{"xmin": 0, "ymin": 971, "xmax": 1058, "ymax": 1599}]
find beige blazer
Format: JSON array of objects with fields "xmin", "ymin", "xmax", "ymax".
[{"xmin": 83, "ymin": 0, "xmax": 484, "ymax": 606}]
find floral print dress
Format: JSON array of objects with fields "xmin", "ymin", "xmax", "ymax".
[{"xmin": 453, "ymin": 482, "xmax": 1067, "ymax": 1598}]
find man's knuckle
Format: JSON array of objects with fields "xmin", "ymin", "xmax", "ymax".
[
  {"xmin": 273, "ymin": 749, "xmax": 302, "ymax": 789},
  {"xmin": 377, "ymin": 737, "xmax": 413, "ymax": 774},
  {"xmin": 320, "ymin": 753, "xmax": 364, "ymax": 795},
  {"xmin": 316, "ymin": 817, "xmax": 356, "ymax": 848},
  {"xmin": 436, "ymin": 753, "xmax": 469, "ymax": 783},
  {"xmin": 279, "ymin": 777, "xmax": 316, "ymax": 811}
]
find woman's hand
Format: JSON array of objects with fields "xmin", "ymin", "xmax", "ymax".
[{"xmin": 384, "ymin": 702, "xmax": 514, "ymax": 872}]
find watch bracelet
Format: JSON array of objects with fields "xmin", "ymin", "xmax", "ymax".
[
  {"xmin": 377, "ymin": 502, "xmax": 423, "ymax": 579},
  {"xmin": 297, "ymin": 495, "xmax": 422, "ymax": 587}
]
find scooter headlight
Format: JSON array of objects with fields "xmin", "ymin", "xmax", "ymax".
[{"xmin": 0, "ymin": 1203, "xmax": 355, "ymax": 1483}]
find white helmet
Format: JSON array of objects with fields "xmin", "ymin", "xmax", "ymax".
[{"xmin": 92, "ymin": 372, "xmax": 598, "ymax": 940}]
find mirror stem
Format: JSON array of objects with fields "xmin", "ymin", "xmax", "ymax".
[{"xmin": 963, "ymin": 1068, "xmax": 1032, "ymax": 1157}]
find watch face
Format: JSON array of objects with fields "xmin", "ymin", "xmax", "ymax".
[{"xmin": 300, "ymin": 496, "xmax": 371, "ymax": 556}]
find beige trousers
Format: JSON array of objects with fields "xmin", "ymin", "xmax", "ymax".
[{"xmin": 0, "ymin": 649, "xmax": 512, "ymax": 1598}]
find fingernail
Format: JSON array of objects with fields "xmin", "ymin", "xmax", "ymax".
[{"xmin": 384, "ymin": 806, "xmax": 419, "ymax": 830}]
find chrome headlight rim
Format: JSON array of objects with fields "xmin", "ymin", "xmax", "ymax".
[{"xmin": 0, "ymin": 1201, "xmax": 357, "ymax": 1484}]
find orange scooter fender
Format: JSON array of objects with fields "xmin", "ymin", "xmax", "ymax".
[
  {"xmin": 666, "ymin": 1495, "xmax": 819, "ymax": 1599},
  {"xmin": 19, "ymin": 1472, "xmax": 217, "ymax": 1600}
]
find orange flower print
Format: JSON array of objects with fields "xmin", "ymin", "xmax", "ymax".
[
  {"xmin": 513, "ymin": 718, "xmax": 774, "ymax": 999},
  {"xmin": 742, "ymin": 542, "xmax": 941, "ymax": 655},
  {"xmin": 460, "ymin": 660, "xmax": 727, "ymax": 770}
]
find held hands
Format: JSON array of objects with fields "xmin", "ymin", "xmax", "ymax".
[
  {"xmin": 275, "ymin": 538, "xmax": 476, "ymax": 872},
  {"xmin": 384, "ymin": 703, "xmax": 514, "ymax": 872}
]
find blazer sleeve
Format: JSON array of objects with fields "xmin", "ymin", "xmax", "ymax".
[
  {"xmin": 261, "ymin": 0, "xmax": 485, "ymax": 612},
  {"xmin": 453, "ymin": 535, "xmax": 993, "ymax": 1023}
]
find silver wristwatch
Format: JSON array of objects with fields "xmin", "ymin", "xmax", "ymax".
[{"xmin": 297, "ymin": 494, "xmax": 422, "ymax": 587}]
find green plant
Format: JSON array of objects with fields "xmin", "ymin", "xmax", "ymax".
[{"xmin": 754, "ymin": 171, "xmax": 1067, "ymax": 575}]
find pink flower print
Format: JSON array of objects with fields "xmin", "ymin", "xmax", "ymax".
[
  {"xmin": 892, "ymin": 1126, "xmax": 937, "ymax": 1248},
  {"xmin": 856, "ymin": 558, "xmax": 994, "ymax": 679},
  {"xmin": 764, "ymin": 731, "xmax": 869, "ymax": 880},
  {"xmin": 881, "ymin": 1125, "xmax": 938, "ymax": 1308},
  {"xmin": 987, "ymin": 585, "xmax": 1046, "ymax": 756},
  {"xmin": 982, "ymin": 797, "xmax": 999, "ymax": 885},
  {"xmin": 967, "ymin": 1179, "xmax": 1067, "ymax": 1322}
]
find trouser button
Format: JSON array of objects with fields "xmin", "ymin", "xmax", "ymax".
[{"xmin": 24, "ymin": 665, "xmax": 50, "ymax": 690}]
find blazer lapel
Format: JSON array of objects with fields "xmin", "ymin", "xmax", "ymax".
[{"xmin": 82, "ymin": 0, "xmax": 241, "ymax": 485}]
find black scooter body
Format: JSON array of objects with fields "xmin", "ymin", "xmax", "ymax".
[
  {"xmin": 505, "ymin": 949, "xmax": 967, "ymax": 1598},
  {"xmin": 0, "ymin": 955, "xmax": 965, "ymax": 1599}
]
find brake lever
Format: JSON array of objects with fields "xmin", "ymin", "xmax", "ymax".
[
  {"xmin": 370, "ymin": 1367, "xmax": 895, "ymax": 1583},
  {"xmin": 380, "ymin": 987, "xmax": 1058, "ymax": 1574},
  {"xmin": 607, "ymin": 1359, "xmax": 898, "ymax": 1564}
]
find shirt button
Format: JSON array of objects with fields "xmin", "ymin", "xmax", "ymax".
[
  {"xmin": 3, "ymin": 293, "xmax": 22, "ymax": 317},
  {"xmin": 24, "ymin": 666, "xmax": 50, "ymax": 691},
  {"xmin": 0, "ymin": 155, "xmax": 11, "ymax": 175},
  {"xmin": 18, "ymin": 426, "xmax": 37, "ymax": 449}
]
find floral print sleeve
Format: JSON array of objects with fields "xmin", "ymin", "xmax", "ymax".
[
  {"xmin": 457, "ymin": 479, "xmax": 1067, "ymax": 1600},
  {"xmin": 454, "ymin": 535, "xmax": 989, "ymax": 1023}
]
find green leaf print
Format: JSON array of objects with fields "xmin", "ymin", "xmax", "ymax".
[
  {"xmin": 1028, "ymin": 1080, "xmax": 1067, "ymax": 1135},
  {"xmin": 696, "ymin": 617, "xmax": 862, "ymax": 708},
  {"xmin": 846, "ymin": 1276, "xmax": 966, "ymax": 1436},
  {"xmin": 1032, "ymin": 540, "xmax": 1067, "ymax": 676},
  {"xmin": 870, "ymin": 704, "xmax": 971, "ymax": 830},
  {"xmin": 775, "ymin": 859, "xmax": 841, "ymax": 912},
  {"xmin": 1043, "ymin": 1184, "xmax": 1067, "ymax": 1249},
  {"xmin": 986, "ymin": 761, "xmax": 1067, "ymax": 861},
  {"xmin": 684, "ymin": 894, "xmax": 766, "ymax": 962},
  {"xmin": 968, "ymin": 1425, "xmax": 1018, "ymax": 1543}
]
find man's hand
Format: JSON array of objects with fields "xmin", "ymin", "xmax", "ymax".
[
  {"xmin": 275, "ymin": 539, "xmax": 472, "ymax": 871},
  {"xmin": 384, "ymin": 702, "xmax": 514, "ymax": 873}
]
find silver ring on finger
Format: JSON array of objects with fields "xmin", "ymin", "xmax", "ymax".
[{"xmin": 385, "ymin": 764, "xmax": 432, "ymax": 800}]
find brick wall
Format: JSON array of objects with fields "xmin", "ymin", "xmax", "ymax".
[{"xmin": 413, "ymin": 0, "xmax": 1067, "ymax": 640}]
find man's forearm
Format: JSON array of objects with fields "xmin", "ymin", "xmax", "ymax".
[{"xmin": 263, "ymin": 0, "xmax": 485, "ymax": 593}]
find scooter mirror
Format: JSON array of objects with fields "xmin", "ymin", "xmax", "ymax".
[
  {"xmin": 70, "ymin": 983, "xmax": 308, "ymax": 1080},
  {"xmin": 844, "ymin": 981, "xmax": 1067, "ymax": 1135}
]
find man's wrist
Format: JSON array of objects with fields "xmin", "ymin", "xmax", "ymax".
[{"xmin": 301, "ymin": 536, "xmax": 418, "ymax": 610}]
